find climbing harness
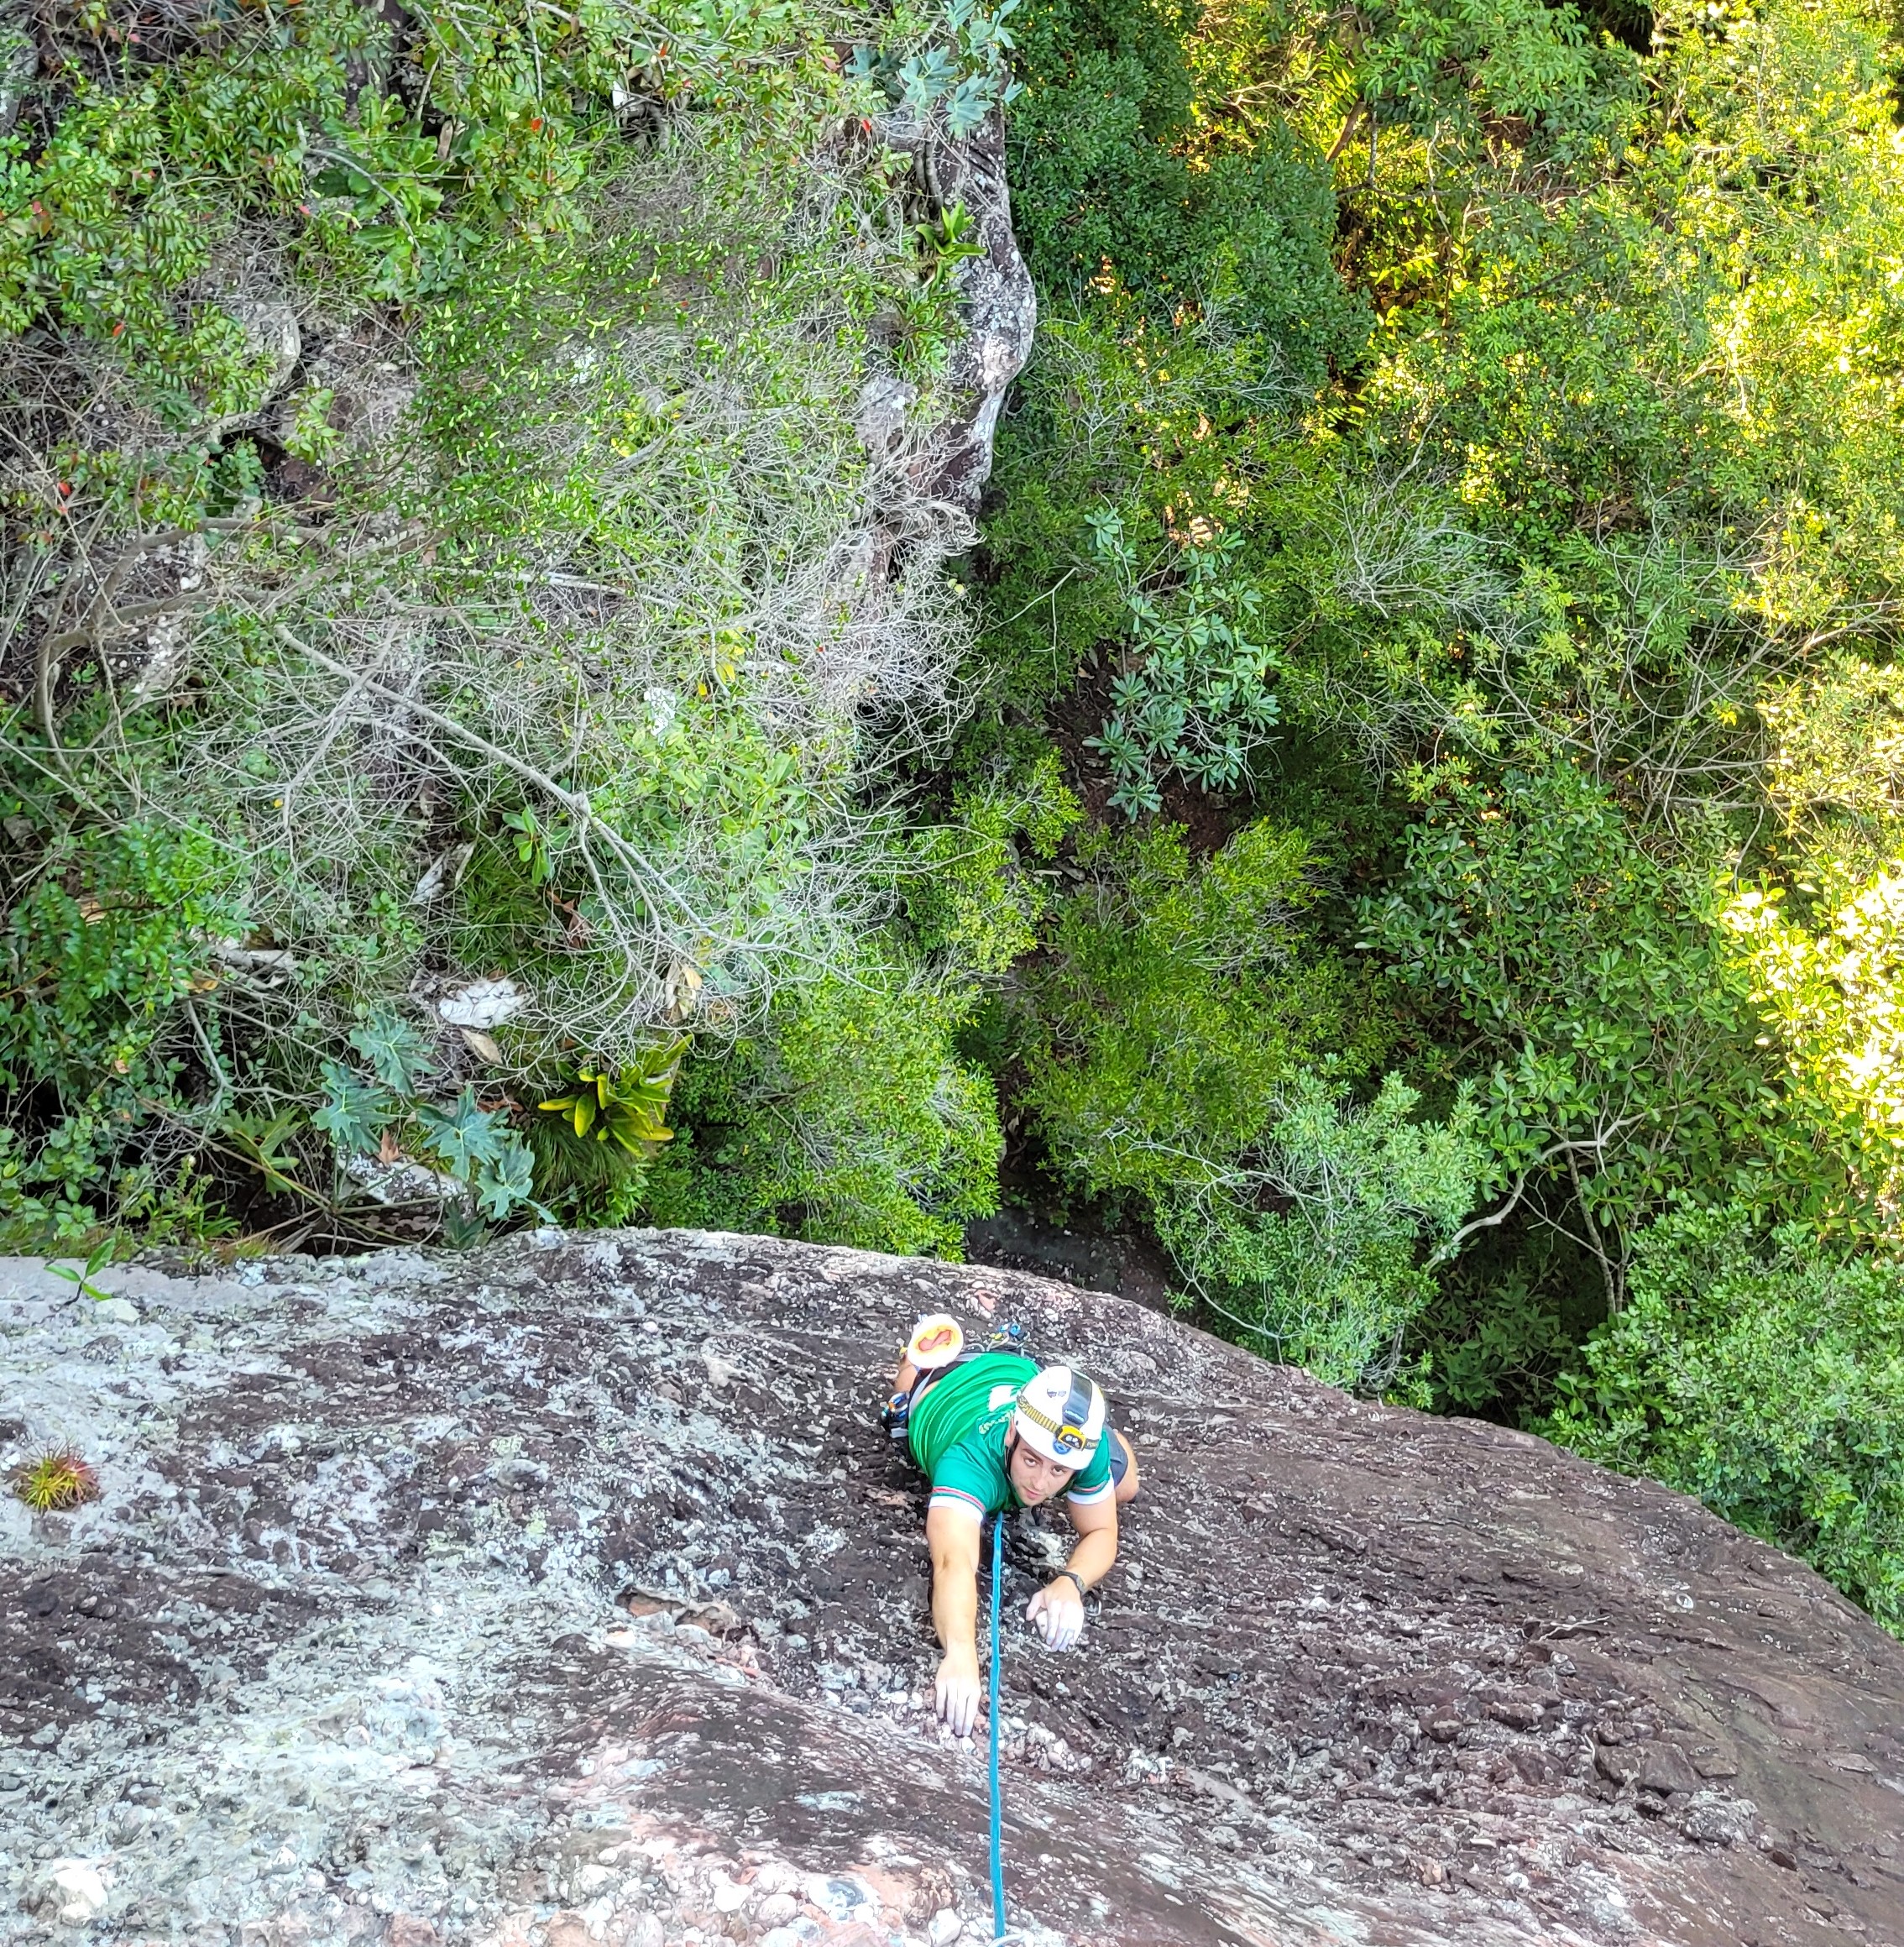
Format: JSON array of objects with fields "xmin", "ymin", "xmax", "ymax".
[{"xmin": 987, "ymin": 1513, "xmax": 1007, "ymax": 1943}]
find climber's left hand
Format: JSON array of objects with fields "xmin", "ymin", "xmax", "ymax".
[{"xmin": 1026, "ymin": 1579, "xmax": 1085, "ymax": 1651}]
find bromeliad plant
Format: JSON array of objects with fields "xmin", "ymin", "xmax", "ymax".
[
  {"xmin": 539, "ymin": 1039, "xmax": 688, "ymax": 1156},
  {"xmin": 12, "ymin": 1447, "xmax": 102, "ymax": 1514},
  {"xmin": 890, "ymin": 198, "xmax": 987, "ymax": 377}
]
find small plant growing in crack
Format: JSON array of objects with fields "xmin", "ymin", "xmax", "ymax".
[{"xmin": 13, "ymin": 1448, "xmax": 102, "ymax": 1514}]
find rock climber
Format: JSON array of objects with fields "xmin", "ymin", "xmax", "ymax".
[{"xmin": 883, "ymin": 1314, "xmax": 1141, "ymax": 1736}]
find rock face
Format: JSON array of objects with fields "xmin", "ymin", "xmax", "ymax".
[
  {"xmin": 897, "ymin": 109, "xmax": 1038, "ymax": 512},
  {"xmin": 2, "ymin": 1229, "xmax": 1901, "ymax": 1946},
  {"xmin": 859, "ymin": 106, "xmax": 1035, "ymax": 528}
]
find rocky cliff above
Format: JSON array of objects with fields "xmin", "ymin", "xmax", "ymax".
[{"xmin": 2, "ymin": 1230, "xmax": 1901, "ymax": 1947}]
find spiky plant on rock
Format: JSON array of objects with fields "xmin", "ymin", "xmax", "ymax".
[{"xmin": 12, "ymin": 1448, "xmax": 101, "ymax": 1514}]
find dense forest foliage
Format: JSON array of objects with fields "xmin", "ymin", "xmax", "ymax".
[{"xmin": 4, "ymin": 0, "xmax": 1904, "ymax": 1628}]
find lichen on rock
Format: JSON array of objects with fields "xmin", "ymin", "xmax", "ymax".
[{"xmin": 2, "ymin": 1231, "xmax": 1901, "ymax": 1944}]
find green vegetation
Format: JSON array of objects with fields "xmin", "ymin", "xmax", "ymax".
[
  {"xmin": 3, "ymin": 0, "xmax": 1006, "ymax": 1252},
  {"xmin": 8, "ymin": 0, "xmax": 1904, "ymax": 1627},
  {"xmin": 1546, "ymin": 1205, "xmax": 1904, "ymax": 1633},
  {"xmin": 11, "ymin": 1446, "xmax": 101, "ymax": 1513},
  {"xmin": 963, "ymin": 0, "xmax": 1904, "ymax": 1624}
]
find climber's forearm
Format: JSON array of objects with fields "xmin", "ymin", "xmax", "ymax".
[
  {"xmin": 1063, "ymin": 1522, "xmax": 1119, "ymax": 1590},
  {"xmin": 925, "ymin": 1501, "xmax": 982, "ymax": 1662},
  {"xmin": 1059, "ymin": 1493, "xmax": 1118, "ymax": 1589},
  {"xmin": 932, "ymin": 1561, "xmax": 979, "ymax": 1660}
]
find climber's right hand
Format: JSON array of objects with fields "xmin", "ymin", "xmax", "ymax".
[{"xmin": 934, "ymin": 1649, "xmax": 982, "ymax": 1737}]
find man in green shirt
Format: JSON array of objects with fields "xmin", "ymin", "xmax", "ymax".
[{"xmin": 889, "ymin": 1322, "xmax": 1141, "ymax": 1735}]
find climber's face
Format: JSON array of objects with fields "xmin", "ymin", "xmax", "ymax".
[{"xmin": 1007, "ymin": 1437, "xmax": 1078, "ymax": 1508}]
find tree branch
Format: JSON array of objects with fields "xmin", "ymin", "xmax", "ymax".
[
  {"xmin": 269, "ymin": 622, "xmax": 669, "ymax": 930},
  {"xmin": 1326, "ymin": 99, "xmax": 1366, "ymax": 164},
  {"xmin": 1429, "ymin": 1121, "xmax": 1639, "ymax": 1267}
]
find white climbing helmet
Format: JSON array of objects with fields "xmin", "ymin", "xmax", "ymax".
[{"xmin": 1012, "ymin": 1365, "xmax": 1106, "ymax": 1466}]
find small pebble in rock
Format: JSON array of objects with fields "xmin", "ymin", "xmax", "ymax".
[
  {"xmin": 39, "ymin": 1861, "xmax": 108, "ymax": 1924},
  {"xmin": 929, "ymin": 1908, "xmax": 963, "ymax": 1945},
  {"xmin": 804, "ymin": 1873, "xmax": 875, "ymax": 1921},
  {"xmin": 754, "ymin": 1895, "xmax": 798, "ymax": 1927}
]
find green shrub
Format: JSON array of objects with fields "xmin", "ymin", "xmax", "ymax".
[
  {"xmin": 1, "ymin": 0, "xmax": 996, "ymax": 1245},
  {"xmin": 1082, "ymin": 510, "xmax": 1281, "ymax": 815},
  {"xmin": 1008, "ymin": 0, "xmax": 1369, "ymax": 381},
  {"xmin": 0, "ymin": 783, "xmax": 245, "ymax": 1238},
  {"xmin": 904, "ymin": 754, "xmax": 1084, "ymax": 976},
  {"xmin": 1004, "ymin": 817, "xmax": 1483, "ymax": 1387},
  {"xmin": 1362, "ymin": 759, "xmax": 1845, "ymax": 1301},
  {"xmin": 967, "ymin": 0, "xmax": 1372, "ymax": 762},
  {"xmin": 1546, "ymin": 1203, "xmax": 1904, "ymax": 1634},
  {"xmin": 1153, "ymin": 1071, "xmax": 1487, "ymax": 1392},
  {"xmin": 1018, "ymin": 819, "xmax": 1342, "ymax": 1167},
  {"xmin": 651, "ymin": 951, "xmax": 1003, "ymax": 1257},
  {"xmin": 0, "ymin": 809, "xmax": 241, "ymax": 1104},
  {"xmin": 642, "ymin": 758, "xmax": 1088, "ymax": 1252}
]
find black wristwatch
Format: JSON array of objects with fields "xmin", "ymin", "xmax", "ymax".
[{"xmin": 1051, "ymin": 1568, "xmax": 1089, "ymax": 1600}]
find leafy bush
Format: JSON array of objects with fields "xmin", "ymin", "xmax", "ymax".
[
  {"xmin": 1007, "ymin": 0, "xmax": 1369, "ymax": 377},
  {"xmin": 1, "ymin": 0, "xmax": 1002, "ymax": 1246},
  {"xmin": 853, "ymin": 0, "xmax": 1028, "ymax": 135},
  {"xmin": 904, "ymin": 754, "xmax": 1084, "ymax": 976},
  {"xmin": 970, "ymin": 309, "xmax": 1315, "ymax": 741},
  {"xmin": 1363, "ymin": 760, "xmax": 1839, "ymax": 1303},
  {"xmin": 646, "ymin": 765, "xmax": 1081, "ymax": 1254},
  {"xmin": 1001, "ymin": 818, "xmax": 1483, "ymax": 1388},
  {"xmin": 1017, "ymin": 818, "xmax": 1347, "ymax": 1174},
  {"xmin": 1082, "ymin": 509, "xmax": 1280, "ymax": 815},
  {"xmin": 969, "ymin": 0, "xmax": 1373, "ymax": 763},
  {"xmin": 652, "ymin": 952, "xmax": 1004, "ymax": 1256},
  {"xmin": 1720, "ymin": 661, "xmax": 1904, "ymax": 1217},
  {"xmin": 1546, "ymin": 1203, "xmax": 1904, "ymax": 1631},
  {"xmin": 1353, "ymin": 0, "xmax": 1602, "ymax": 148},
  {"xmin": 0, "ymin": 810, "xmax": 241, "ymax": 1106},
  {"xmin": 516, "ymin": 1045, "xmax": 684, "ymax": 1223},
  {"xmin": 1153, "ymin": 1072, "xmax": 1486, "ymax": 1392},
  {"xmin": 1412, "ymin": 1233, "xmax": 1599, "ymax": 1420}
]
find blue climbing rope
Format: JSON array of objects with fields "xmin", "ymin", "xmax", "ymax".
[{"xmin": 987, "ymin": 1514, "xmax": 1007, "ymax": 1942}]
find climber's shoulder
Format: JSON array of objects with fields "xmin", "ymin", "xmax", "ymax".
[
  {"xmin": 906, "ymin": 1350, "xmax": 1036, "ymax": 1474},
  {"xmin": 926, "ymin": 1429, "xmax": 1012, "ymax": 1521}
]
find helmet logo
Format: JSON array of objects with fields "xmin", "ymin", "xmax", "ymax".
[{"xmin": 1013, "ymin": 1366, "xmax": 1106, "ymax": 1465}]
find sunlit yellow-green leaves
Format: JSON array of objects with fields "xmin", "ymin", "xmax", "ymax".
[{"xmin": 540, "ymin": 1042, "xmax": 686, "ymax": 1154}]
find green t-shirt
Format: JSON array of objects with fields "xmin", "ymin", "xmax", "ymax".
[{"xmin": 906, "ymin": 1351, "xmax": 1113, "ymax": 1516}]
